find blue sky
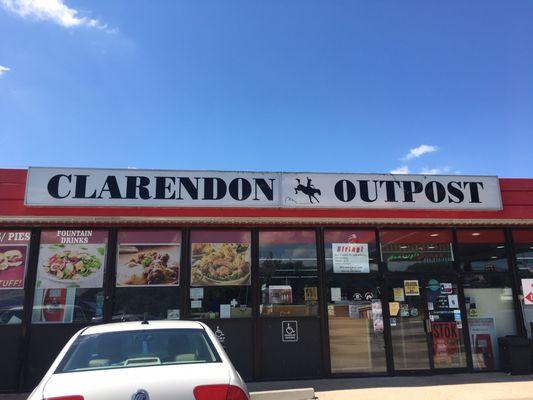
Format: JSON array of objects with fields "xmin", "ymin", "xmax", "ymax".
[{"xmin": 0, "ymin": 1, "xmax": 532, "ymax": 177}]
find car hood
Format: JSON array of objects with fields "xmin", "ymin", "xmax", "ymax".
[{"xmin": 42, "ymin": 363, "xmax": 230, "ymax": 400}]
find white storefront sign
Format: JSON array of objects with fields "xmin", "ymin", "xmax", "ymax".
[
  {"xmin": 26, "ymin": 167, "xmax": 502, "ymax": 210},
  {"xmin": 332, "ymin": 243, "xmax": 370, "ymax": 273}
]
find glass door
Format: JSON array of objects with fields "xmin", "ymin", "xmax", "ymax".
[
  {"xmin": 388, "ymin": 276, "xmax": 468, "ymax": 372},
  {"xmin": 425, "ymin": 277, "xmax": 467, "ymax": 370},
  {"xmin": 388, "ymin": 277, "xmax": 431, "ymax": 371}
]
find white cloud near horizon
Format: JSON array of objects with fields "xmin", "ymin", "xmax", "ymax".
[
  {"xmin": 0, "ymin": 0, "xmax": 111, "ymax": 30},
  {"xmin": 0, "ymin": 65, "xmax": 10, "ymax": 76},
  {"xmin": 390, "ymin": 165, "xmax": 410, "ymax": 174},
  {"xmin": 420, "ymin": 166, "xmax": 452, "ymax": 175},
  {"xmin": 402, "ymin": 144, "xmax": 438, "ymax": 161}
]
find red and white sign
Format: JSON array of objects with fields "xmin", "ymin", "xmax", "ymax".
[
  {"xmin": 0, "ymin": 230, "xmax": 31, "ymax": 290},
  {"xmin": 332, "ymin": 243, "xmax": 369, "ymax": 273},
  {"xmin": 522, "ymin": 279, "xmax": 533, "ymax": 305}
]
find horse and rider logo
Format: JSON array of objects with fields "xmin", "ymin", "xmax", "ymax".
[{"xmin": 294, "ymin": 177, "xmax": 321, "ymax": 204}]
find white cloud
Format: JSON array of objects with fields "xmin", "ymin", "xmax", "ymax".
[
  {"xmin": 390, "ymin": 166, "xmax": 410, "ymax": 174},
  {"xmin": 0, "ymin": 65, "xmax": 10, "ymax": 76},
  {"xmin": 420, "ymin": 166, "xmax": 452, "ymax": 175},
  {"xmin": 0, "ymin": 0, "xmax": 110, "ymax": 30},
  {"xmin": 402, "ymin": 144, "xmax": 438, "ymax": 161}
]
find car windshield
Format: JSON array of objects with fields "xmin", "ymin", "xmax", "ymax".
[{"xmin": 56, "ymin": 328, "xmax": 220, "ymax": 373}]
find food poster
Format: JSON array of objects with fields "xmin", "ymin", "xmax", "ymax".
[
  {"xmin": 269, "ymin": 285, "xmax": 293, "ymax": 304},
  {"xmin": 32, "ymin": 288, "xmax": 76, "ymax": 323},
  {"xmin": 116, "ymin": 230, "xmax": 181, "ymax": 286},
  {"xmin": 0, "ymin": 230, "xmax": 31, "ymax": 290},
  {"xmin": 404, "ymin": 280, "xmax": 420, "ymax": 296},
  {"xmin": 468, "ymin": 317, "xmax": 497, "ymax": 370},
  {"xmin": 332, "ymin": 243, "xmax": 369, "ymax": 273},
  {"xmin": 36, "ymin": 230, "xmax": 107, "ymax": 289},
  {"xmin": 393, "ymin": 287, "xmax": 405, "ymax": 301},
  {"xmin": 190, "ymin": 231, "xmax": 251, "ymax": 287}
]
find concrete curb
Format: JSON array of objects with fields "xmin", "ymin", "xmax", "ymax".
[{"xmin": 250, "ymin": 388, "xmax": 316, "ymax": 400}]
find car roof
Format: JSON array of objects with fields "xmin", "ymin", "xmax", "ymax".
[{"xmin": 80, "ymin": 320, "xmax": 206, "ymax": 335}]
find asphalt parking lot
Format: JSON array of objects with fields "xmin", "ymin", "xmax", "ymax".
[
  {"xmin": 4, "ymin": 372, "xmax": 533, "ymax": 400},
  {"xmin": 247, "ymin": 372, "xmax": 533, "ymax": 400}
]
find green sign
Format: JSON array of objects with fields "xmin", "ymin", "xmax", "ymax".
[{"xmin": 428, "ymin": 279, "xmax": 440, "ymax": 292}]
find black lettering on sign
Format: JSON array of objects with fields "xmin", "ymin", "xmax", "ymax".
[
  {"xmin": 401, "ymin": 181, "xmax": 423, "ymax": 203},
  {"xmin": 379, "ymin": 180, "xmax": 401, "ymax": 202},
  {"xmin": 253, "ymin": 178, "xmax": 275, "ymax": 201},
  {"xmin": 229, "ymin": 178, "xmax": 252, "ymax": 201},
  {"xmin": 425, "ymin": 181, "xmax": 446, "ymax": 203},
  {"xmin": 74, "ymin": 175, "xmax": 97, "ymax": 199},
  {"xmin": 155, "ymin": 176, "xmax": 176, "ymax": 200},
  {"xmin": 447, "ymin": 181, "xmax": 464, "ymax": 203},
  {"xmin": 203, "ymin": 177, "xmax": 226, "ymax": 200},
  {"xmin": 334, "ymin": 180, "xmax": 356, "ymax": 202},
  {"xmin": 125, "ymin": 176, "xmax": 151, "ymax": 200},
  {"xmin": 358, "ymin": 180, "xmax": 379, "ymax": 202},
  {"xmin": 47, "ymin": 174, "xmax": 72, "ymax": 199},
  {"xmin": 177, "ymin": 177, "xmax": 200, "ymax": 200},
  {"xmin": 97, "ymin": 176, "xmax": 123, "ymax": 199},
  {"xmin": 465, "ymin": 181, "xmax": 484, "ymax": 203}
]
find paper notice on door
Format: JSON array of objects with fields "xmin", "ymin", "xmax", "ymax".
[
  {"xmin": 220, "ymin": 304, "xmax": 231, "ymax": 319},
  {"xmin": 427, "ymin": 302, "xmax": 434, "ymax": 311},
  {"xmin": 191, "ymin": 300, "xmax": 202, "ymax": 309},
  {"xmin": 331, "ymin": 287, "xmax": 341, "ymax": 302},
  {"xmin": 389, "ymin": 302, "xmax": 400, "ymax": 316},
  {"xmin": 393, "ymin": 288, "xmax": 405, "ymax": 302},
  {"xmin": 404, "ymin": 280, "xmax": 420, "ymax": 296},
  {"xmin": 448, "ymin": 294, "xmax": 459, "ymax": 309}
]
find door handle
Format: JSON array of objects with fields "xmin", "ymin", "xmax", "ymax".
[{"xmin": 426, "ymin": 319, "xmax": 432, "ymax": 333}]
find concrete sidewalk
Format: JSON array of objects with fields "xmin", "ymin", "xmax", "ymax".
[
  {"xmin": 3, "ymin": 372, "xmax": 533, "ymax": 400},
  {"xmin": 247, "ymin": 372, "xmax": 533, "ymax": 400}
]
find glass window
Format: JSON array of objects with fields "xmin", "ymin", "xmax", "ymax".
[
  {"xmin": 259, "ymin": 230, "xmax": 318, "ymax": 317},
  {"xmin": 324, "ymin": 230, "xmax": 378, "ymax": 273},
  {"xmin": 512, "ymin": 230, "xmax": 533, "ymax": 338},
  {"xmin": 190, "ymin": 230, "xmax": 251, "ymax": 319},
  {"xmin": 380, "ymin": 230, "xmax": 454, "ymax": 272},
  {"xmin": 0, "ymin": 230, "xmax": 31, "ymax": 325},
  {"xmin": 513, "ymin": 230, "xmax": 533, "ymax": 273},
  {"xmin": 56, "ymin": 329, "xmax": 220, "ymax": 373},
  {"xmin": 463, "ymin": 274, "xmax": 517, "ymax": 370},
  {"xmin": 457, "ymin": 230, "xmax": 508, "ymax": 272},
  {"xmin": 113, "ymin": 230, "xmax": 181, "ymax": 321},
  {"xmin": 32, "ymin": 230, "xmax": 108, "ymax": 324},
  {"xmin": 327, "ymin": 279, "xmax": 386, "ymax": 373}
]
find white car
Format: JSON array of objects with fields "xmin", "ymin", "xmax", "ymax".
[{"xmin": 27, "ymin": 320, "xmax": 250, "ymax": 400}]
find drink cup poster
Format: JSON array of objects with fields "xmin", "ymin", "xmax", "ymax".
[
  {"xmin": 0, "ymin": 230, "xmax": 31, "ymax": 290},
  {"xmin": 32, "ymin": 288, "xmax": 76, "ymax": 324},
  {"xmin": 332, "ymin": 243, "xmax": 369, "ymax": 273},
  {"xmin": 36, "ymin": 230, "xmax": 107, "ymax": 289}
]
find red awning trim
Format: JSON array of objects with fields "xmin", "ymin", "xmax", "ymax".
[{"xmin": 0, "ymin": 215, "xmax": 532, "ymax": 227}]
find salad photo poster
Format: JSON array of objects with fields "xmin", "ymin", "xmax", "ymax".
[{"xmin": 36, "ymin": 230, "xmax": 107, "ymax": 289}]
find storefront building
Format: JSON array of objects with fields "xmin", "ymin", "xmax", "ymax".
[{"xmin": 1, "ymin": 167, "xmax": 533, "ymax": 392}]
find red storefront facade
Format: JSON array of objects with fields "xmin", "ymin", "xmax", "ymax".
[{"xmin": 1, "ymin": 168, "xmax": 533, "ymax": 392}]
